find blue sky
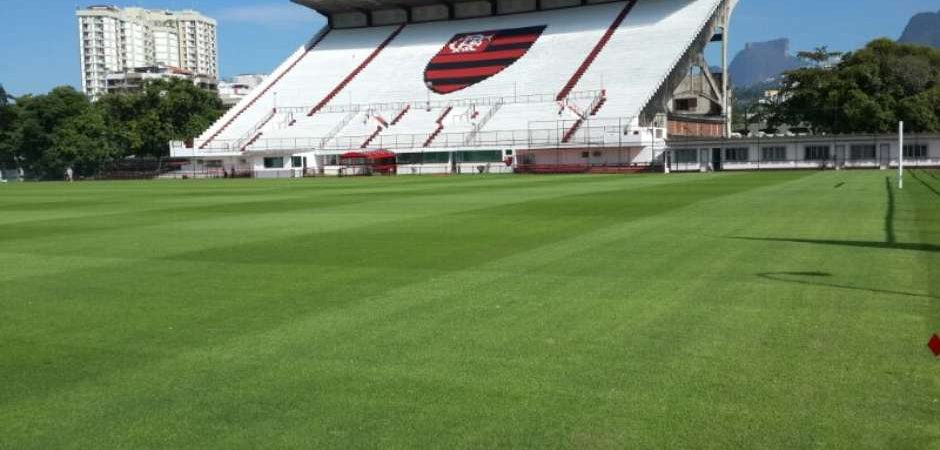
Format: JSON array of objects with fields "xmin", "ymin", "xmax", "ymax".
[{"xmin": 0, "ymin": 0, "xmax": 936, "ymax": 96}]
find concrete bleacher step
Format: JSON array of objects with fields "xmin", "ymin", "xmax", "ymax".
[
  {"xmin": 200, "ymin": 30, "xmax": 331, "ymax": 149},
  {"xmin": 557, "ymin": 0, "xmax": 638, "ymax": 101},
  {"xmin": 309, "ymin": 24, "xmax": 406, "ymax": 117}
]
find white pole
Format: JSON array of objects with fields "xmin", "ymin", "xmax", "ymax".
[{"xmin": 898, "ymin": 121, "xmax": 904, "ymax": 190}]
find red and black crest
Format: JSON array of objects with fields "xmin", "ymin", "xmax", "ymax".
[{"xmin": 425, "ymin": 25, "xmax": 547, "ymax": 95}]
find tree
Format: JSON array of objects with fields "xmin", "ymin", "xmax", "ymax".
[
  {"xmin": 9, "ymin": 86, "xmax": 91, "ymax": 178},
  {"xmin": 97, "ymin": 78, "xmax": 224, "ymax": 157},
  {"xmin": 3, "ymin": 79, "xmax": 225, "ymax": 178},
  {"xmin": 796, "ymin": 46, "xmax": 844, "ymax": 67},
  {"xmin": 50, "ymin": 108, "xmax": 122, "ymax": 178},
  {"xmin": 0, "ymin": 83, "xmax": 12, "ymax": 107},
  {"xmin": 774, "ymin": 39, "xmax": 940, "ymax": 133},
  {"xmin": 0, "ymin": 84, "xmax": 16, "ymax": 168}
]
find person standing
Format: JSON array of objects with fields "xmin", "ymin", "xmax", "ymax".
[{"xmin": 65, "ymin": 167, "xmax": 74, "ymax": 182}]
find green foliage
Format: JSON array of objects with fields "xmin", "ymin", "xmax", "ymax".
[
  {"xmin": 9, "ymin": 86, "xmax": 91, "ymax": 177},
  {"xmin": 796, "ymin": 46, "xmax": 843, "ymax": 67},
  {"xmin": 777, "ymin": 39, "xmax": 940, "ymax": 133},
  {"xmin": 50, "ymin": 108, "xmax": 123, "ymax": 177},
  {"xmin": 0, "ymin": 83, "xmax": 11, "ymax": 107},
  {"xmin": 0, "ymin": 84, "xmax": 16, "ymax": 166},
  {"xmin": 97, "ymin": 78, "xmax": 224, "ymax": 158},
  {"xmin": 3, "ymin": 79, "xmax": 224, "ymax": 179}
]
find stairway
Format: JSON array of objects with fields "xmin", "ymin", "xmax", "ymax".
[
  {"xmin": 556, "ymin": 0, "xmax": 638, "ymax": 102},
  {"xmin": 590, "ymin": 95, "xmax": 607, "ymax": 116},
  {"xmin": 562, "ymin": 119, "xmax": 585, "ymax": 143},
  {"xmin": 361, "ymin": 126, "xmax": 384, "ymax": 149},
  {"xmin": 423, "ymin": 106, "xmax": 453, "ymax": 148},
  {"xmin": 200, "ymin": 30, "xmax": 331, "ymax": 149},
  {"xmin": 241, "ymin": 132, "xmax": 264, "ymax": 152},
  {"xmin": 391, "ymin": 105, "xmax": 411, "ymax": 125},
  {"xmin": 235, "ymin": 108, "xmax": 278, "ymax": 152},
  {"xmin": 308, "ymin": 24, "xmax": 406, "ymax": 117}
]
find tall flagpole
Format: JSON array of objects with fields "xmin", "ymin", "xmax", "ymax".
[{"xmin": 898, "ymin": 121, "xmax": 904, "ymax": 190}]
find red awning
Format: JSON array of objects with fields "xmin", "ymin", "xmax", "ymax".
[{"xmin": 340, "ymin": 150, "xmax": 396, "ymax": 160}]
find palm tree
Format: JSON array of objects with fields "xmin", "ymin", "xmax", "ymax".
[
  {"xmin": 796, "ymin": 46, "xmax": 844, "ymax": 68},
  {"xmin": 0, "ymin": 84, "xmax": 12, "ymax": 106}
]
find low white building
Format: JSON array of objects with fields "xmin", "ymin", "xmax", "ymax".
[
  {"xmin": 105, "ymin": 65, "xmax": 218, "ymax": 94},
  {"xmin": 666, "ymin": 133, "xmax": 940, "ymax": 172},
  {"xmin": 218, "ymin": 74, "xmax": 267, "ymax": 106}
]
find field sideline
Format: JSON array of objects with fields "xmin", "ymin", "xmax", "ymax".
[{"xmin": 1, "ymin": 171, "xmax": 938, "ymax": 449}]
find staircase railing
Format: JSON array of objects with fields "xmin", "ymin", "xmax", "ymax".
[
  {"xmin": 587, "ymin": 90, "xmax": 607, "ymax": 116},
  {"xmin": 233, "ymin": 108, "xmax": 277, "ymax": 151},
  {"xmin": 464, "ymin": 99, "xmax": 504, "ymax": 146},
  {"xmin": 319, "ymin": 111, "xmax": 358, "ymax": 149}
]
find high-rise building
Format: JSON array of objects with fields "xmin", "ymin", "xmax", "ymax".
[{"xmin": 76, "ymin": 6, "xmax": 218, "ymax": 98}]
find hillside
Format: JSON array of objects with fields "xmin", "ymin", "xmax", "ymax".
[
  {"xmin": 899, "ymin": 10, "xmax": 940, "ymax": 47},
  {"xmin": 729, "ymin": 38, "xmax": 807, "ymax": 88}
]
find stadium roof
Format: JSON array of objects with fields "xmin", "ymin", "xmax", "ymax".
[{"xmin": 292, "ymin": 0, "xmax": 480, "ymax": 15}]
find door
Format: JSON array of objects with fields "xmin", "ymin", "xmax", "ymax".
[
  {"xmin": 712, "ymin": 148, "xmax": 723, "ymax": 171},
  {"xmin": 879, "ymin": 143, "xmax": 891, "ymax": 169}
]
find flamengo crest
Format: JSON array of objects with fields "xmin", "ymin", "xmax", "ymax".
[{"xmin": 425, "ymin": 25, "xmax": 547, "ymax": 95}]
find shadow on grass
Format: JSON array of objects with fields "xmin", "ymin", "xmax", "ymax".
[
  {"xmin": 730, "ymin": 177, "xmax": 940, "ymax": 253},
  {"xmin": 731, "ymin": 236, "xmax": 940, "ymax": 254},
  {"xmin": 757, "ymin": 272, "xmax": 938, "ymax": 300},
  {"xmin": 885, "ymin": 177, "xmax": 896, "ymax": 244},
  {"xmin": 909, "ymin": 170, "xmax": 940, "ymax": 198}
]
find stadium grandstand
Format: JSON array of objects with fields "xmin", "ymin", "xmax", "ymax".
[{"xmin": 171, "ymin": 0, "xmax": 737, "ymax": 177}]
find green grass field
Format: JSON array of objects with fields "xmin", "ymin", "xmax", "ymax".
[{"xmin": 1, "ymin": 170, "xmax": 938, "ymax": 449}]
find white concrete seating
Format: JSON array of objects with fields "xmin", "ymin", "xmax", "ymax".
[
  {"xmin": 199, "ymin": 0, "xmax": 722, "ymax": 152},
  {"xmin": 332, "ymin": 2, "xmax": 620, "ymax": 106},
  {"xmin": 197, "ymin": 26, "xmax": 397, "ymax": 146},
  {"xmin": 584, "ymin": 0, "xmax": 723, "ymax": 119}
]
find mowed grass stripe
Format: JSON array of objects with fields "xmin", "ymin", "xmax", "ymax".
[{"xmin": 0, "ymin": 171, "xmax": 937, "ymax": 450}]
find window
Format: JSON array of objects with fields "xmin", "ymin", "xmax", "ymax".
[
  {"xmin": 761, "ymin": 146, "xmax": 787, "ymax": 161},
  {"xmin": 396, "ymin": 152, "xmax": 449, "ymax": 165},
  {"xmin": 849, "ymin": 144, "xmax": 876, "ymax": 160},
  {"xmin": 675, "ymin": 149, "xmax": 698, "ymax": 163},
  {"xmin": 804, "ymin": 145, "xmax": 830, "ymax": 161},
  {"xmin": 454, "ymin": 151, "xmax": 502, "ymax": 163},
  {"xmin": 904, "ymin": 144, "xmax": 928, "ymax": 159},
  {"xmin": 674, "ymin": 98, "xmax": 698, "ymax": 111},
  {"xmin": 724, "ymin": 147, "xmax": 749, "ymax": 162},
  {"xmin": 581, "ymin": 151, "xmax": 590, "ymax": 159},
  {"xmin": 263, "ymin": 157, "xmax": 284, "ymax": 169},
  {"xmin": 291, "ymin": 156, "xmax": 304, "ymax": 168}
]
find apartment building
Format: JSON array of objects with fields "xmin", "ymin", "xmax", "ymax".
[{"xmin": 77, "ymin": 6, "xmax": 218, "ymax": 98}]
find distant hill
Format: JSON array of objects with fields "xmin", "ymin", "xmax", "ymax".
[
  {"xmin": 899, "ymin": 10, "xmax": 940, "ymax": 48},
  {"xmin": 729, "ymin": 38, "xmax": 807, "ymax": 88}
]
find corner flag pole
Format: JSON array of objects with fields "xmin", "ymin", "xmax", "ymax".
[{"xmin": 898, "ymin": 121, "xmax": 904, "ymax": 190}]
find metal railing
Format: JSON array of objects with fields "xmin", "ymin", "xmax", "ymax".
[
  {"xmin": 233, "ymin": 108, "xmax": 277, "ymax": 151},
  {"xmin": 230, "ymin": 118, "xmax": 649, "ymax": 154},
  {"xmin": 464, "ymin": 99, "xmax": 504, "ymax": 146},
  {"xmin": 668, "ymin": 156, "xmax": 940, "ymax": 172},
  {"xmin": 271, "ymin": 89, "xmax": 602, "ymax": 117}
]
